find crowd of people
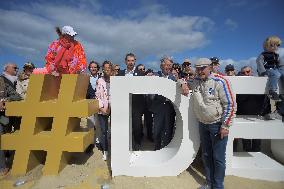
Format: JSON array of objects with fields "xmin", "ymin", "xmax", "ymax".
[{"xmin": 0, "ymin": 25, "xmax": 283, "ymax": 189}]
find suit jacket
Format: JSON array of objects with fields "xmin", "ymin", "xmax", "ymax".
[
  {"xmin": 86, "ymin": 82, "xmax": 96, "ymax": 99},
  {"xmin": 154, "ymin": 71, "xmax": 176, "ymax": 81},
  {"xmin": 118, "ymin": 69, "xmax": 144, "ymax": 76},
  {"xmin": 86, "ymin": 74, "xmax": 100, "ymax": 99},
  {"xmin": 149, "ymin": 71, "xmax": 176, "ymax": 113},
  {"xmin": 118, "ymin": 68, "xmax": 146, "ymax": 111},
  {"xmin": 0, "ymin": 75, "xmax": 22, "ymax": 101}
]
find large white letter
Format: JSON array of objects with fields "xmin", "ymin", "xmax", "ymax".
[
  {"xmin": 226, "ymin": 76, "xmax": 284, "ymax": 181},
  {"xmin": 111, "ymin": 76, "xmax": 199, "ymax": 177}
]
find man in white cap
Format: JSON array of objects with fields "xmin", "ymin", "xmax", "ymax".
[
  {"xmin": 190, "ymin": 58, "xmax": 236, "ymax": 189},
  {"xmin": 181, "ymin": 58, "xmax": 194, "ymax": 76},
  {"xmin": 45, "ymin": 25, "xmax": 87, "ymax": 76}
]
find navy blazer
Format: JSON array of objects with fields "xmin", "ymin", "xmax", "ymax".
[
  {"xmin": 86, "ymin": 82, "xmax": 96, "ymax": 99},
  {"xmin": 118, "ymin": 69, "xmax": 145, "ymax": 76},
  {"xmin": 118, "ymin": 68, "xmax": 146, "ymax": 111},
  {"xmin": 154, "ymin": 71, "xmax": 176, "ymax": 82},
  {"xmin": 149, "ymin": 71, "xmax": 176, "ymax": 113},
  {"xmin": 86, "ymin": 74, "xmax": 100, "ymax": 99}
]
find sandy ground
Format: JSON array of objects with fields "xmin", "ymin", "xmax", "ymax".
[
  {"xmin": 1, "ymin": 116, "xmax": 284, "ymax": 189},
  {"xmin": 0, "ymin": 146, "xmax": 284, "ymax": 189}
]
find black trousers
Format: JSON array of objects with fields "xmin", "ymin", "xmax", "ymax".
[
  {"xmin": 144, "ymin": 95, "xmax": 154, "ymax": 141},
  {"xmin": 132, "ymin": 94, "xmax": 146, "ymax": 150},
  {"xmin": 242, "ymin": 139, "xmax": 261, "ymax": 152},
  {"xmin": 153, "ymin": 101, "xmax": 175, "ymax": 150}
]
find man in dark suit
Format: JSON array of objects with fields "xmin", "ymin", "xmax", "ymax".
[
  {"xmin": 118, "ymin": 53, "xmax": 146, "ymax": 150},
  {"xmin": 150, "ymin": 56, "xmax": 176, "ymax": 150}
]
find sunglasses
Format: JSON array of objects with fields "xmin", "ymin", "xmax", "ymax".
[
  {"xmin": 13, "ymin": 67, "xmax": 19, "ymax": 70},
  {"xmin": 270, "ymin": 44, "xmax": 280, "ymax": 47},
  {"xmin": 114, "ymin": 68, "xmax": 120, "ymax": 71},
  {"xmin": 196, "ymin": 66, "xmax": 208, "ymax": 70},
  {"xmin": 242, "ymin": 70, "xmax": 251, "ymax": 74},
  {"xmin": 183, "ymin": 62, "xmax": 191, "ymax": 66}
]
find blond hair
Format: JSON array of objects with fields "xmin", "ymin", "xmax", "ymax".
[{"xmin": 263, "ymin": 36, "xmax": 282, "ymax": 50}]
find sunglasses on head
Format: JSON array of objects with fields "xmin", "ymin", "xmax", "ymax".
[
  {"xmin": 183, "ymin": 62, "xmax": 191, "ymax": 66},
  {"xmin": 211, "ymin": 63, "xmax": 220, "ymax": 66},
  {"xmin": 210, "ymin": 57, "xmax": 219, "ymax": 62}
]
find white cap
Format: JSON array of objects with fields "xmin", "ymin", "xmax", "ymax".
[{"xmin": 61, "ymin": 26, "xmax": 77, "ymax": 36}]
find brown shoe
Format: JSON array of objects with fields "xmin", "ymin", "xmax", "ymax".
[{"xmin": 0, "ymin": 168, "xmax": 9, "ymax": 176}]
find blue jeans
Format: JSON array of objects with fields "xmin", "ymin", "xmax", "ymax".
[
  {"xmin": 199, "ymin": 122, "xmax": 228, "ymax": 189},
  {"xmin": 267, "ymin": 68, "xmax": 284, "ymax": 92},
  {"xmin": 0, "ymin": 124, "xmax": 7, "ymax": 169},
  {"xmin": 98, "ymin": 114, "xmax": 109, "ymax": 151}
]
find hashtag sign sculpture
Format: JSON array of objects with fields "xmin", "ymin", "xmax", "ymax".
[{"xmin": 1, "ymin": 74, "xmax": 98, "ymax": 175}]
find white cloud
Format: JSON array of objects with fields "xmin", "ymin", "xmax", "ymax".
[
  {"xmin": 0, "ymin": 1, "xmax": 214, "ymax": 69},
  {"xmin": 224, "ymin": 18, "xmax": 238, "ymax": 31},
  {"xmin": 144, "ymin": 60, "xmax": 161, "ymax": 71}
]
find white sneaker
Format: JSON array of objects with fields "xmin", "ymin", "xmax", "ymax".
[
  {"xmin": 102, "ymin": 151, "xmax": 108, "ymax": 161},
  {"xmin": 96, "ymin": 138, "xmax": 100, "ymax": 143},
  {"xmin": 198, "ymin": 184, "xmax": 211, "ymax": 189}
]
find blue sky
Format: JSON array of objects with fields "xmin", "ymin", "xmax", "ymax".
[{"xmin": 0, "ymin": 0, "xmax": 284, "ymax": 73}]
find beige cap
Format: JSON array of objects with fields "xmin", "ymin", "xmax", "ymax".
[
  {"xmin": 183, "ymin": 58, "xmax": 190, "ymax": 63},
  {"xmin": 195, "ymin": 58, "xmax": 211, "ymax": 68}
]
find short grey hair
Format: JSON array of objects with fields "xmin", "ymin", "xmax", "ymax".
[
  {"xmin": 240, "ymin": 66, "xmax": 252, "ymax": 72},
  {"xmin": 3, "ymin": 63, "xmax": 16, "ymax": 71},
  {"xmin": 160, "ymin": 55, "xmax": 173, "ymax": 64}
]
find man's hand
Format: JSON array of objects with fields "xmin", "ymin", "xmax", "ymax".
[
  {"xmin": 0, "ymin": 100, "xmax": 5, "ymax": 111},
  {"xmin": 220, "ymin": 127, "xmax": 229, "ymax": 139},
  {"xmin": 181, "ymin": 83, "xmax": 189, "ymax": 97},
  {"xmin": 59, "ymin": 37, "xmax": 71, "ymax": 49},
  {"xmin": 51, "ymin": 71, "xmax": 60, "ymax": 77},
  {"xmin": 260, "ymin": 71, "xmax": 268, "ymax": 77}
]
